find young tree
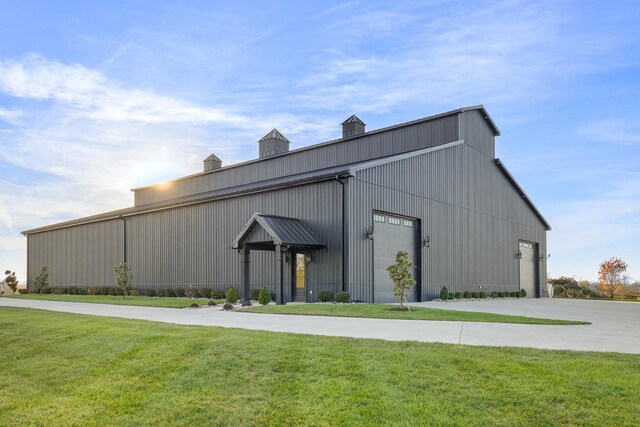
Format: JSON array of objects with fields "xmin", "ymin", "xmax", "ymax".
[
  {"xmin": 386, "ymin": 251, "xmax": 416, "ymax": 311},
  {"xmin": 33, "ymin": 266, "xmax": 49, "ymax": 294},
  {"xmin": 114, "ymin": 262, "xmax": 133, "ymax": 299},
  {"xmin": 598, "ymin": 257, "xmax": 628, "ymax": 299},
  {"xmin": 3, "ymin": 270, "xmax": 19, "ymax": 293}
]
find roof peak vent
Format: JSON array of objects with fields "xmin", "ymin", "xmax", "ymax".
[
  {"xmin": 258, "ymin": 128, "xmax": 290, "ymax": 158},
  {"xmin": 341, "ymin": 114, "xmax": 366, "ymax": 138},
  {"xmin": 203, "ymin": 153, "xmax": 222, "ymax": 171}
]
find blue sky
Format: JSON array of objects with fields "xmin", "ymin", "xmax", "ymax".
[{"xmin": 1, "ymin": 0, "xmax": 639, "ymax": 282}]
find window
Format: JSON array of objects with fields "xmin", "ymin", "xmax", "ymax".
[
  {"xmin": 373, "ymin": 214, "xmax": 385, "ymax": 223},
  {"xmin": 403, "ymin": 220, "xmax": 413, "ymax": 227},
  {"xmin": 388, "ymin": 217, "xmax": 401, "ymax": 225}
]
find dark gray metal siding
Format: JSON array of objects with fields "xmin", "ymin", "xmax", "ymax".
[
  {"xmin": 26, "ymin": 219, "xmax": 124, "ymax": 287},
  {"xmin": 27, "ymin": 180, "xmax": 343, "ymax": 299},
  {"xmin": 134, "ymin": 114, "xmax": 459, "ymax": 206},
  {"xmin": 348, "ymin": 143, "xmax": 548, "ymax": 301},
  {"xmin": 460, "ymin": 109, "xmax": 495, "ymax": 157}
]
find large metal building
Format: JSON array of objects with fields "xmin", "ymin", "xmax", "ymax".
[{"xmin": 22, "ymin": 106, "xmax": 551, "ymax": 302}]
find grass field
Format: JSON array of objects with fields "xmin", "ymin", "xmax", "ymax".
[
  {"xmin": 3, "ymin": 294, "xmax": 223, "ymax": 308},
  {"xmin": 245, "ymin": 303, "xmax": 589, "ymax": 325},
  {"xmin": 0, "ymin": 308, "xmax": 637, "ymax": 426}
]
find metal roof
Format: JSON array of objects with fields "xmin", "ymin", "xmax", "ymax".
[
  {"xmin": 232, "ymin": 213, "xmax": 325, "ymax": 249},
  {"xmin": 22, "ymin": 164, "xmax": 353, "ymax": 235},
  {"xmin": 204, "ymin": 153, "xmax": 221, "ymax": 161},
  {"xmin": 341, "ymin": 114, "xmax": 366, "ymax": 126},
  {"xmin": 258, "ymin": 128, "xmax": 290, "ymax": 143}
]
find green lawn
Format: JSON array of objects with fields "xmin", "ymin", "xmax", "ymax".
[
  {"xmin": 3, "ymin": 294, "xmax": 222, "ymax": 308},
  {"xmin": 0, "ymin": 308, "xmax": 637, "ymax": 426},
  {"xmin": 245, "ymin": 303, "xmax": 589, "ymax": 325}
]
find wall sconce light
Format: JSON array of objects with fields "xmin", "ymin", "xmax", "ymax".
[
  {"xmin": 540, "ymin": 253, "xmax": 551, "ymax": 262},
  {"xmin": 516, "ymin": 251, "xmax": 522, "ymax": 259},
  {"xmin": 305, "ymin": 254, "xmax": 313, "ymax": 263},
  {"xmin": 423, "ymin": 235, "xmax": 430, "ymax": 248},
  {"xmin": 366, "ymin": 226, "xmax": 374, "ymax": 240}
]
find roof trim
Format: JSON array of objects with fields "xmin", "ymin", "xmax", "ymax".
[
  {"xmin": 130, "ymin": 105, "xmax": 491, "ymax": 191},
  {"xmin": 494, "ymin": 158, "xmax": 551, "ymax": 230},
  {"xmin": 460, "ymin": 105, "xmax": 501, "ymax": 136}
]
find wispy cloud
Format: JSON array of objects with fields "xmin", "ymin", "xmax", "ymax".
[{"xmin": 579, "ymin": 119, "xmax": 640, "ymax": 146}]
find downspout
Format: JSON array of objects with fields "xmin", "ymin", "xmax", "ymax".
[
  {"xmin": 335, "ymin": 174, "xmax": 350, "ymax": 292},
  {"xmin": 118, "ymin": 215, "xmax": 127, "ymax": 263}
]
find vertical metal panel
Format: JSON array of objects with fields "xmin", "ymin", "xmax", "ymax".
[
  {"xmin": 134, "ymin": 115, "xmax": 459, "ymax": 205},
  {"xmin": 460, "ymin": 110, "xmax": 496, "ymax": 157},
  {"xmin": 348, "ymin": 143, "xmax": 548, "ymax": 301},
  {"xmin": 121, "ymin": 180, "xmax": 343, "ymax": 295},
  {"xmin": 26, "ymin": 219, "xmax": 124, "ymax": 287}
]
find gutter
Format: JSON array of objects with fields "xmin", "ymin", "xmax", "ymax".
[{"xmin": 335, "ymin": 173, "xmax": 353, "ymax": 292}]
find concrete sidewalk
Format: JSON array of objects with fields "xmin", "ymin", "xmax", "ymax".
[{"xmin": 1, "ymin": 298, "xmax": 638, "ymax": 354}]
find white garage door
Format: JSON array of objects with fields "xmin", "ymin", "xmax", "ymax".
[
  {"xmin": 519, "ymin": 241, "xmax": 538, "ymax": 298},
  {"xmin": 373, "ymin": 213, "xmax": 418, "ymax": 303}
]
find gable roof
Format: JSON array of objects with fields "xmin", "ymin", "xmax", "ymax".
[
  {"xmin": 341, "ymin": 114, "xmax": 366, "ymax": 126},
  {"xmin": 232, "ymin": 213, "xmax": 325, "ymax": 249},
  {"xmin": 258, "ymin": 128, "xmax": 290, "ymax": 143},
  {"xmin": 204, "ymin": 153, "xmax": 221, "ymax": 161}
]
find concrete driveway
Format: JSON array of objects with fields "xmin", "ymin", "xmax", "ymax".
[{"xmin": 1, "ymin": 297, "xmax": 638, "ymax": 354}]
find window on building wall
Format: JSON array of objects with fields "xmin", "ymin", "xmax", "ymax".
[
  {"xmin": 373, "ymin": 214, "xmax": 385, "ymax": 222},
  {"xmin": 403, "ymin": 220, "xmax": 413, "ymax": 227},
  {"xmin": 388, "ymin": 217, "xmax": 401, "ymax": 225}
]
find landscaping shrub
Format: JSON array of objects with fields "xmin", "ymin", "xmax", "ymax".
[
  {"xmin": 454, "ymin": 292, "xmax": 462, "ymax": 299},
  {"xmin": 463, "ymin": 291, "xmax": 471, "ymax": 299},
  {"xmin": 207, "ymin": 300, "xmax": 216, "ymax": 306},
  {"xmin": 250, "ymin": 289, "xmax": 260, "ymax": 301},
  {"xmin": 226, "ymin": 287, "xmax": 240, "ymax": 304},
  {"xmin": 145, "ymin": 289, "xmax": 157, "ymax": 297},
  {"xmin": 336, "ymin": 291, "xmax": 350, "ymax": 303},
  {"xmin": 130, "ymin": 289, "xmax": 141, "ymax": 296},
  {"xmin": 258, "ymin": 287, "xmax": 271, "ymax": 305},
  {"xmin": 497, "ymin": 292, "xmax": 505, "ymax": 298},
  {"xmin": 18, "ymin": 289, "xmax": 28, "ymax": 294},
  {"xmin": 200, "ymin": 288, "xmax": 212, "ymax": 299},
  {"xmin": 156, "ymin": 289, "xmax": 166, "ymax": 297},
  {"xmin": 510, "ymin": 292, "xmax": 516, "ymax": 298},
  {"xmin": 317, "ymin": 290, "xmax": 334, "ymax": 302},
  {"xmin": 471, "ymin": 292, "xmax": 479, "ymax": 298},
  {"xmin": 77, "ymin": 288, "xmax": 87, "ymax": 295},
  {"xmin": 491, "ymin": 291, "xmax": 498, "ymax": 298},
  {"xmin": 520, "ymin": 289, "xmax": 527, "ymax": 298},
  {"xmin": 222, "ymin": 302, "xmax": 234, "ymax": 311},
  {"xmin": 440, "ymin": 286, "xmax": 449, "ymax": 300},
  {"xmin": 186, "ymin": 283, "xmax": 196, "ymax": 299},
  {"xmin": 87, "ymin": 285, "xmax": 101, "ymax": 295},
  {"xmin": 209, "ymin": 290, "xmax": 223, "ymax": 299},
  {"xmin": 447, "ymin": 293, "xmax": 455, "ymax": 300},
  {"xmin": 190, "ymin": 303, "xmax": 200, "ymax": 308},
  {"xmin": 107, "ymin": 287, "xmax": 116, "ymax": 296},
  {"xmin": 175, "ymin": 289, "xmax": 186, "ymax": 298},
  {"xmin": 98, "ymin": 287, "xmax": 109, "ymax": 295},
  {"xmin": 194, "ymin": 289, "xmax": 202, "ymax": 298},
  {"xmin": 479, "ymin": 291, "xmax": 487, "ymax": 299}
]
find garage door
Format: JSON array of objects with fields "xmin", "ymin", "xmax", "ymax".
[
  {"xmin": 373, "ymin": 213, "xmax": 418, "ymax": 303},
  {"xmin": 519, "ymin": 241, "xmax": 537, "ymax": 298}
]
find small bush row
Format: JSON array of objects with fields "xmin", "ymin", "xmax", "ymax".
[
  {"xmin": 18, "ymin": 286, "xmax": 242, "ymax": 299},
  {"xmin": 439, "ymin": 286, "xmax": 527, "ymax": 300},
  {"xmin": 315, "ymin": 290, "xmax": 351, "ymax": 303}
]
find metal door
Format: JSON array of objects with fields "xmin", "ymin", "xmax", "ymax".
[
  {"xmin": 519, "ymin": 241, "xmax": 537, "ymax": 297},
  {"xmin": 373, "ymin": 213, "xmax": 418, "ymax": 303}
]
